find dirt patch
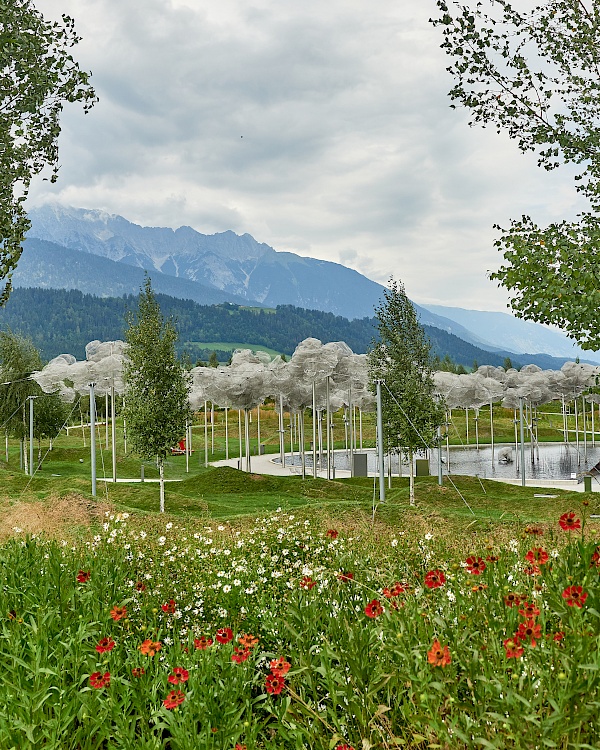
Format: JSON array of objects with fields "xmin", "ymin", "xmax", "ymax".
[
  {"xmin": 249, "ymin": 474, "xmax": 266, "ymax": 481},
  {"xmin": 0, "ymin": 493, "xmax": 111, "ymax": 541}
]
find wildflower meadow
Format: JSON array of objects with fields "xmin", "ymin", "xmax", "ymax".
[{"xmin": 0, "ymin": 507, "xmax": 598, "ymax": 749}]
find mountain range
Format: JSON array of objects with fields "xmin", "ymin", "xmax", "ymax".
[{"xmin": 21, "ymin": 203, "xmax": 600, "ymax": 365}]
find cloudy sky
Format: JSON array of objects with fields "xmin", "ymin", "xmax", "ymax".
[{"xmin": 30, "ymin": 0, "xmax": 586, "ymax": 312}]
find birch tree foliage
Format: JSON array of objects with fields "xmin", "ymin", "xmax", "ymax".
[
  {"xmin": 368, "ymin": 279, "xmax": 445, "ymax": 461},
  {"xmin": 0, "ymin": 0, "xmax": 96, "ymax": 303},
  {"xmin": 431, "ymin": 1, "xmax": 600, "ymax": 349}
]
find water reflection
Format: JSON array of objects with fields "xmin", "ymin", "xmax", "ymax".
[{"xmin": 276, "ymin": 443, "xmax": 598, "ymax": 481}]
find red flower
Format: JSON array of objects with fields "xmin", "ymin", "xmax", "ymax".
[
  {"xmin": 553, "ymin": 631, "xmax": 565, "ymax": 642},
  {"xmin": 235, "ymin": 745, "xmax": 247, "ymax": 750},
  {"xmin": 517, "ymin": 619, "xmax": 542, "ymax": 647},
  {"xmin": 109, "ymin": 606, "xmax": 127, "ymax": 621},
  {"xmin": 194, "ymin": 636, "xmax": 213, "ymax": 650},
  {"xmin": 161, "ymin": 599, "xmax": 176, "ymax": 614},
  {"xmin": 364, "ymin": 599, "xmax": 383, "ymax": 618},
  {"xmin": 518, "ymin": 602, "xmax": 541, "ymax": 619},
  {"xmin": 326, "ymin": 529, "xmax": 339, "ymax": 539},
  {"xmin": 89, "ymin": 671, "xmax": 110, "ymax": 689},
  {"xmin": 215, "ymin": 627, "xmax": 233, "ymax": 644},
  {"xmin": 300, "ymin": 576, "xmax": 316, "ymax": 590},
  {"xmin": 504, "ymin": 592, "xmax": 521, "ymax": 608},
  {"xmin": 485, "ymin": 555, "xmax": 499, "ymax": 563},
  {"xmin": 503, "ymin": 636, "xmax": 524, "ymax": 659},
  {"xmin": 77, "ymin": 570, "xmax": 90, "ymax": 583},
  {"xmin": 382, "ymin": 582, "xmax": 405, "ymax": 598},
  {"xmin": 590, "ymin": 548, "xmax": 600, "ymax": 568},
  {"xmin": 338, "ymin": 571, "xmax": 354, "ymax": 582},
  {"xmin": 465, "ymin": 556, "xmax": 486, "ymax": 575},
  {"xmin": 559, "ymin": 511, "xmax": 581, "ymax": 531},
  {"xmin": 523, "ymin": 563, "xmax": 541, "ymax": 576},
  {"xmin": 265, "ymin": 672, "xmax": 285, "ymax": 695},
  {"xmin": 427, "ymin": 640, "xmax": 451, "ymax": 667},
  {"xmin": 424, "ymin": 570, "xmax": 445, "ymax": 589},
  {"xmin": 336, "ymin": 745, "xmax": 355, "ymax": 750},
  {"xmin": 163, "ymin": 689, "xmax": 185, "ymax": 709},
  {"xmin": 95, "ymin": 637, "xmax": 115, "ymax": 654},
  {"xmin": 525, "ymin": 548, "xmax": 549, "ymax": 565},
  {"xmin": 231, "ymin": 646, "xmax": 251, "ymax": 663},
  {"xmin": 168, "ymin": 667, "xmax": 189, "ymax": 685},
  {"xmin": 132, "ymin": 667, "xmax": 145, "ymax": 677},
  {"xmin": 139, "ymin": 639, "xmax": 162, "ymax": 656},
  {"xmin": 135, "ymin": 581, "xmax": 147, "ymax": 592},
  {"xmin": 524, "ymin": 526, "xmax": 544, "ymax": 536},
  {"xmin": 270, "ymin": 657, "xmax": 291, "ymax": 676},
  {"xmin": 562, "ymin": 585, "xmax": 588, "ymax": 608}
]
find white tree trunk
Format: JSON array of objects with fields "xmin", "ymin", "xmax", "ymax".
[
  {"xmin": 409, "ymin": 449, "xmax": 415, "ymax": 506},
  {"xmin": 159, "ymin": 458, "xmax": 165, "ymax": 513}
]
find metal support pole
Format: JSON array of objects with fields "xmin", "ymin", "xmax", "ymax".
[
  {"xmin": 376, "ymin": 380, "xmax": 385, "ymax": 504},
  {"xmin": 490, "ymin": 401, "xmax": 494, "ymax": 466},
  {"xmin": 326, "ymin": 377, "xmax": 331, "ymax": 480},
  {"xmin": 204, "ymin": 401, "xmax": 209, "ymax": 468},
  {"xmin": 225, "ymin": 407, "xmax": 229, "ymax": 461},
  {"xmin": 279, "ymin": 395, "xmax": 285, "ymax": 467},
  {"xmin": 28, "ymin": 396, "xmax": 34, "ymax": 477},
  {"xmin": 89, "ymin": 383, "xmax": 97, "ymax": 497},
  {"xmin": 185, "ymin": 419, "xmax": 189, "ymax": 473},
  {"xmin": 437, "ymin": 424, "xmax": 443, "ymax": 486},
  {"xmin": 111, "ymin": 385, "xmax": 117, "ymax": 482},
  {"xmin": 519, "ymin": 397, "xmax": 526, "ymax": 487},
  {"xmin": 312, "ymin": 381, "xmax": 317, "ymax": 478}
]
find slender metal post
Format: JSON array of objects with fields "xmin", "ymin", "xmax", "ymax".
[
  {"xmin": 89, "ymin": 383, "xmax": 97, "ymax": 497},
  {"xmin": 279, "ymin": 395, "xmax": 285, "ymax": 467},
  {"xmin": 225, "ymin": 407, "xmax": 229, "ymax": 461},
  {"xmin": 326, "ymin": 377, "xmax": 331, "ymax": 480},
  {"xmin": 376, "ymin": 380, "xmax": 385, "ymax": 504},
  {"xmin": 490, "ymin": 401, "xmax": 494, "ymax": 466},
  {"xmin": 185, "ymin": 419, "xmax": 189, "ymax": 473},
  {"xmin": 111, "ymin": 385, "xmax": 117, "ymax": 482},
  {"xmin": 28, "ymin": 396, "xmax": 34, "ymax": 476},
  {"xmin": 105, "ymin": 393, "xmax": 109, "ymax": 448},
  {"xmin": 437, "ymin": 424, "xmax": 443, "ymax": 486},
  {"xmin": 519, "ymin": 397, "xmax": 526, "ymax": 487},
  {"xmin": 312, "ymin": 381, "xmax": 317, "ymax": 478},
  {"xmin": 204, "ymin": 401, "xmax": 209, "ymax": 468}
]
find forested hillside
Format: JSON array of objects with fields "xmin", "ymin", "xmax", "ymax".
[{"xmin": 0, "ymin": 287, "xmax": 573, "ymax": 370}]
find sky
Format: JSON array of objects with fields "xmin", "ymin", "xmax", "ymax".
[{"xmin": 30, "ymin": 0, "xmax": 587, "ymax": 312}]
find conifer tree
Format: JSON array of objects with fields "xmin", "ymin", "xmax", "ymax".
[
  {"xmin": 368, "ymin": 279, "xmax": 445, "ymax": 504},
  {"xmin": 123, "ymin": 278, "xmax": 191, "ymax": 512}
]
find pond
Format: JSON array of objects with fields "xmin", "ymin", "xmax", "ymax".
[{"xmin": 275, "ymin": 441, "xmax": 600, "ymax": 481}]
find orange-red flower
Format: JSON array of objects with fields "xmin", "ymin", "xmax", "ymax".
[
  {"xmin": 485, "ymin": 555, "xmax": 499, "ymax": 563},
  {"xmin": 523, "ymin": 563, "xmax": 541, "ymax": 576},
  {"xmin": 161, "ymin": 599, "xmax": 176, "ymax": 614},
  {"xmin": 559, "ymin": 511, "xmax": 581, "ymax": 531},
  {"xmin": 109, "ymin": 605, "xmax": 127, "ymax": 622},
  {"xmin": 139, "ymin": 639, "xmax": 162, "ymax": 656},
  {"xmin": 95, "ymin": 637, "xmax": 115, "ymax": 654},
  {"xmin": 338, "ymin": 571, "xmax": 354, "ymax": 582},
  {"xmin": 238, "ymin": 633, "xmax": 259, "ymax": 649},
  {"xmin": 194, "ymin": 636, "xmax": 213, "ymax": 650},
  {"xmin": 135, "ymin": 581, "xmax": 147, "ymax": 592},
  {"xmin": 503, "ymin": 636, "xmax": 523, "ymax": 659},
  {"xmin": 525, "ymin": 548, "xmax": 549, "ymax": 565},
  {"xmin": 383, "ymin": 582, "xmax": 405, "ymax": 598},
  {"xmin": 89, "ymin": 671, "xmax": 110, "ymax": 689},
  {"xmin": 590, "ymin": 548, "xmax": 600, "ymax": 569},
  {"xmin": 265, "ymin": 672, "xmax": 285, "ymax": 695},
  {"xmin": 424, "ymin": 570, "xmax": 445, "ymax": 589},
  {"xmin": 215, "ymin": 627, "xmax": 233, "ymax": 644},
  {"xmin": 168, "ymin": 667, "xmax": 189, "ymax": 685},
  {"xmin": 131, "ymin": 667, "xmax": 145, "ymax": 677},
  {"xmin": 364, "ymin": 599, "xmax": 384, "ymax": 618},
  {"xmin": 163, "ymin": 689, "xmax": 185, "ymax": 709},
  {"xmin": 465, "ymin": 556, "xmax": 486, "ymax": 575},
  {"xmin": 518, "ymin": 601, "xmax": 540, "ymax": 619},
  {"xmin": 336, "ymin": 745, "xmax": 355, "ymax": 750},
  {"xmin": 270, "ymin": 657, "xmax": 291, "ymax": 676},
  {"xmin": 471, "ymin": 583, "xmax": 488, "ymax": 592},
  {"xmin": 504, "ymin": 592, "xmax": 522, "ymax": 608},
  {"xmin": 427, "ymin": 640, "xmax": 451, "ymax": 667},
  {"xmin": 231, "ymin": 646, "xmax": 251, "ymax": 664},
  {"xmin": 524, "ymin": 526, "xmax": 544, "ymax": 536},
  {"xmin": 77, "ymin": 570, "xmax": 90, "ymax": 583},
  {"xmin": 562, "ymin": 585, "xmax": 588, "ymax": 608},
  {"xmin": 300, "ymin": 576, "xmax": 316, "ymax": 590},
  {"xmin": 517, "ymin": 619, "xmax": 542, "ymax": 647},
  {"xmin": 326, "ymin": 529, "xmax": 339, "ymax": 539}
]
